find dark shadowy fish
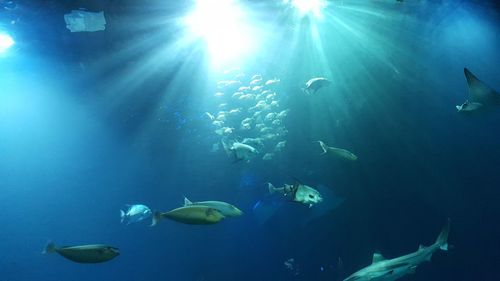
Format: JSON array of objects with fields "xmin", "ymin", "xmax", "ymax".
[
  {"xmin": 151, "ymin": 205, "xmax": 225, "ymax": 226},
  {"xmin": 252, "ymin": 198, "xmax": 283, "ymax": 225},
  {"xmin": 43, "ymin": 242, "xmax": 119, "ymax": 263}
]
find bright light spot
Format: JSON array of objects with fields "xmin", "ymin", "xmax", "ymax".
[
  {"xmin": 0, "ymin": 33, "xmax": 15, "ymax": 53},
  {"xmin": 185, "ymin": 0, "xmax": 254, "ymax": 66},
  {"xmin": 289, "ymin": 0, "xmax": 327, "ymax": 17}
]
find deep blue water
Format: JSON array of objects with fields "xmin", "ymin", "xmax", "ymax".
[{"xmin": 1, "ymin": 1, "xmax": 500, "ymax": 280}]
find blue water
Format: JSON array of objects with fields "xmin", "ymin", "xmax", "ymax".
[{"xmin": 1, "ymin": 1, "xmax": 499, "ymax": 280}]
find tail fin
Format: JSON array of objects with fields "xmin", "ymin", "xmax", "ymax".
[
  {"xmin": 150, "ymin": 211, "xmax": 163, "ymax": 227},
  {"xmin": 43, "ymin": 241, "xmax": 56, "ymax": 254},
  {"xmin": 435, "ymin": 218, "xmax": 451, "ymax": 251},
  {"xmin": 120, "ymin": 210, "xmax": 125, "ymax": 224},
  {"xmin": 221, "ymin": 139, "xmax": 232, "ymax": 156},
  {"xmin": 316, "ymin": 141, "xmax": 328, "ymax": 154},
  {"xmin": 267, "ymin": 183, "xmax": 276, "ymax": 194}
]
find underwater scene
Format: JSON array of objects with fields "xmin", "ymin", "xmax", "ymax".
[{"xmin": 0, "ymin": 0, "xmax": 499, "ymax": 280}]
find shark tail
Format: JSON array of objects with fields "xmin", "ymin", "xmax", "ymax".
[
  {"xmin": 150, "ymin": 211, "xmax": 163, "ymax": 227},
  {"xmin": 43, "ymin": 241, "xmax": 56, "ymax": 254},
  {"xmin": 435, "ymin": 218, "xmax": 451, "ymax": 251}
]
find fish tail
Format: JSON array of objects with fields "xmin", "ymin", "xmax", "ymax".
[
  {"xmin": 150, "ymin": 211, "xmax": 162, "ymax": 227},
  {"xmin": 315, "ymin": 141, "xmax": 327, "ymax": 154},
  {"xmin": 267, "ymin": 182, "xmax": 276, "ymax": 194},
  {"xmin": 43, "ymin": 241, "xmax": 56, "ymax": 254},
  {"xmin": 120, "ymin": 209, "xmax": 125, "ymax": 224},
  {"xmin": 435, "ymin": 218, "xmax": 451, "ymax": 251}
]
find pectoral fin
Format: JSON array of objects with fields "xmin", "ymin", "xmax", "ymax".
[
  {"xmin": 464, "ymin": 68, "xmax": 500, "ymax": 104},
  {"xmin": 408, "ymin": 266, "xmax": 417, "ymax": 274}
]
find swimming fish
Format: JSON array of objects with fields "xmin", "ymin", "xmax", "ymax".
[
  {"xmin": 268, "ymin": 181, "xmax": 323, "ymax": 208},
  {"xmin": 304, "ymin": 77, "xmax": 331, "ymax": 95},
  {"xmin": 222, "ymin": 140, "xmax": 259, "ymax": 162},
  {"xmin": 456, "ymin": 68, "xmax": 500, "ymax": 112},
  {"xmin": 262, "ymin": 153, "xmax": 274, "ymax": 161},
  {"xmin": 43, "ymin": 242, "xmax": 119, "ymax": 263},
  {"xmin": 344, "ymin": 219, "xmax": 450, "ymax": 281},
  {"xmin": 151, "ymin": 205, "xmax": 225, "ymax": 226},
  {"xmin": 275, "ymin": 141, "xmax": 287, "ymax": 152},
  {"xmin": 183, "ymin": 197, "xmax": 243, "ymax": 217},
  {"xmin": 253, "ymin": 185, "xmax": 343, "ymax": 226},
  {"xmin": 316, "ymin": 141, "xmax": 358, "ymax": 161},
  {"xmin": 120, "ymin": 204, "xmax": 152, "ymax": 225}
]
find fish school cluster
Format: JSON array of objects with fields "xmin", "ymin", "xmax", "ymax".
[
  {"xmin": 208, "ymin": 71, "xmax": 290, "ymax": 162},
  {"xmin": 43, "ymin": 67, "xmax": 500, "ymax": 281}
]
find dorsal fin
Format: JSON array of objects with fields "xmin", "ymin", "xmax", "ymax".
[
  {"xmin": 418, "ymin": 244, "xmax": 425, "ymax": 250},
  {"xmin": 372, "ymin": 253, "xmax": 385, "ymax": 264},
  {"xmin": 184, "ymin": 196, "xmax": 192, "ymax": 206}
]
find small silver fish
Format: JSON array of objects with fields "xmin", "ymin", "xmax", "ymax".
[{"xmin": 120, "ymin": 204, "xmax": 152, "ymax": 225}]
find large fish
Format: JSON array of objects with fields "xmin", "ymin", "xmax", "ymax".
[
  {"xmin": 183, "ymin": 197, "xmax": 243, "ymax": 217},
  {"xmin": 303, "ymin": 77, "xmax": 331, "ymax": 95},
  {"xmin": 456, "ymin": 68, "xmax": 500, "ymax": 112},
  {"xmin": 151, "ymin": 205, "xmax": 225, "ymax": 226},
  {"xmin": 344, "ymin": 219, "xmax": 450, "ymax": 281},
  {"xmin": 43, "ymin": 242, "xmax": 119, "ymax": 263}
]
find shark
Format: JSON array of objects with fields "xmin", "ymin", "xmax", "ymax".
[
  {"xmin": 344, "ymin": 219, "xmax": 450, "ymax": 281},
  {"xmin": 456, "ymin": 68, "xmax": 500, "ymax": 112}
]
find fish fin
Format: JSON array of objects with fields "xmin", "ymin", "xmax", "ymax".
[
  {"xmin": 150, "ymin": 211, "xmax": 162, "ymax": 227},
  {"xmin": 315, "ymin": 141, "xmax": 328, "ymax": 154},
  {"xmin": 383, "ymin": 270, "xmax": 394, "ymax": 276},
  {"xmin": 267, "ymin": 183, "xmax": 277, "ymax": 194},
  {"xmin": 408, "ymin": 265, "xmax": 417, "ymax": 274},
  {"xmin": 184, "ymin": 196, "xmax": 192, "ymax": 206},
  {"xmin": 372, "ymin": 253, "xmax": 385, "ymax": 264},
  {"xmin": 291, "ymin": 181, "xmax": 300, "ymax": 201},
  {"xmin": 206, "ymin": 208, "xmax": 225, "ymax": 218},
  {"xmin": 435, "ymin": 218, "xmax": 451, "ymax": 251},
  {"xmin": 292, "ymin": 177, "xmax": 304, "ymax": 185},
  {"xmin": 120, "ymin": 210, "xmax": 125, "ymax": 224},
  {"xmin": 221, "ymin": 139, "xmax": 232, "ymax": 157},
  {"xmin": 43, "ymin": 241, "xmax": 56, "ymax": 254},
  {"xmin": 418, "ymin": 244, "xmax": 425, "ymax": 250},
  {"xmin": 464, "ymin": 68, "xmax": 500, "ymax": 103}
]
